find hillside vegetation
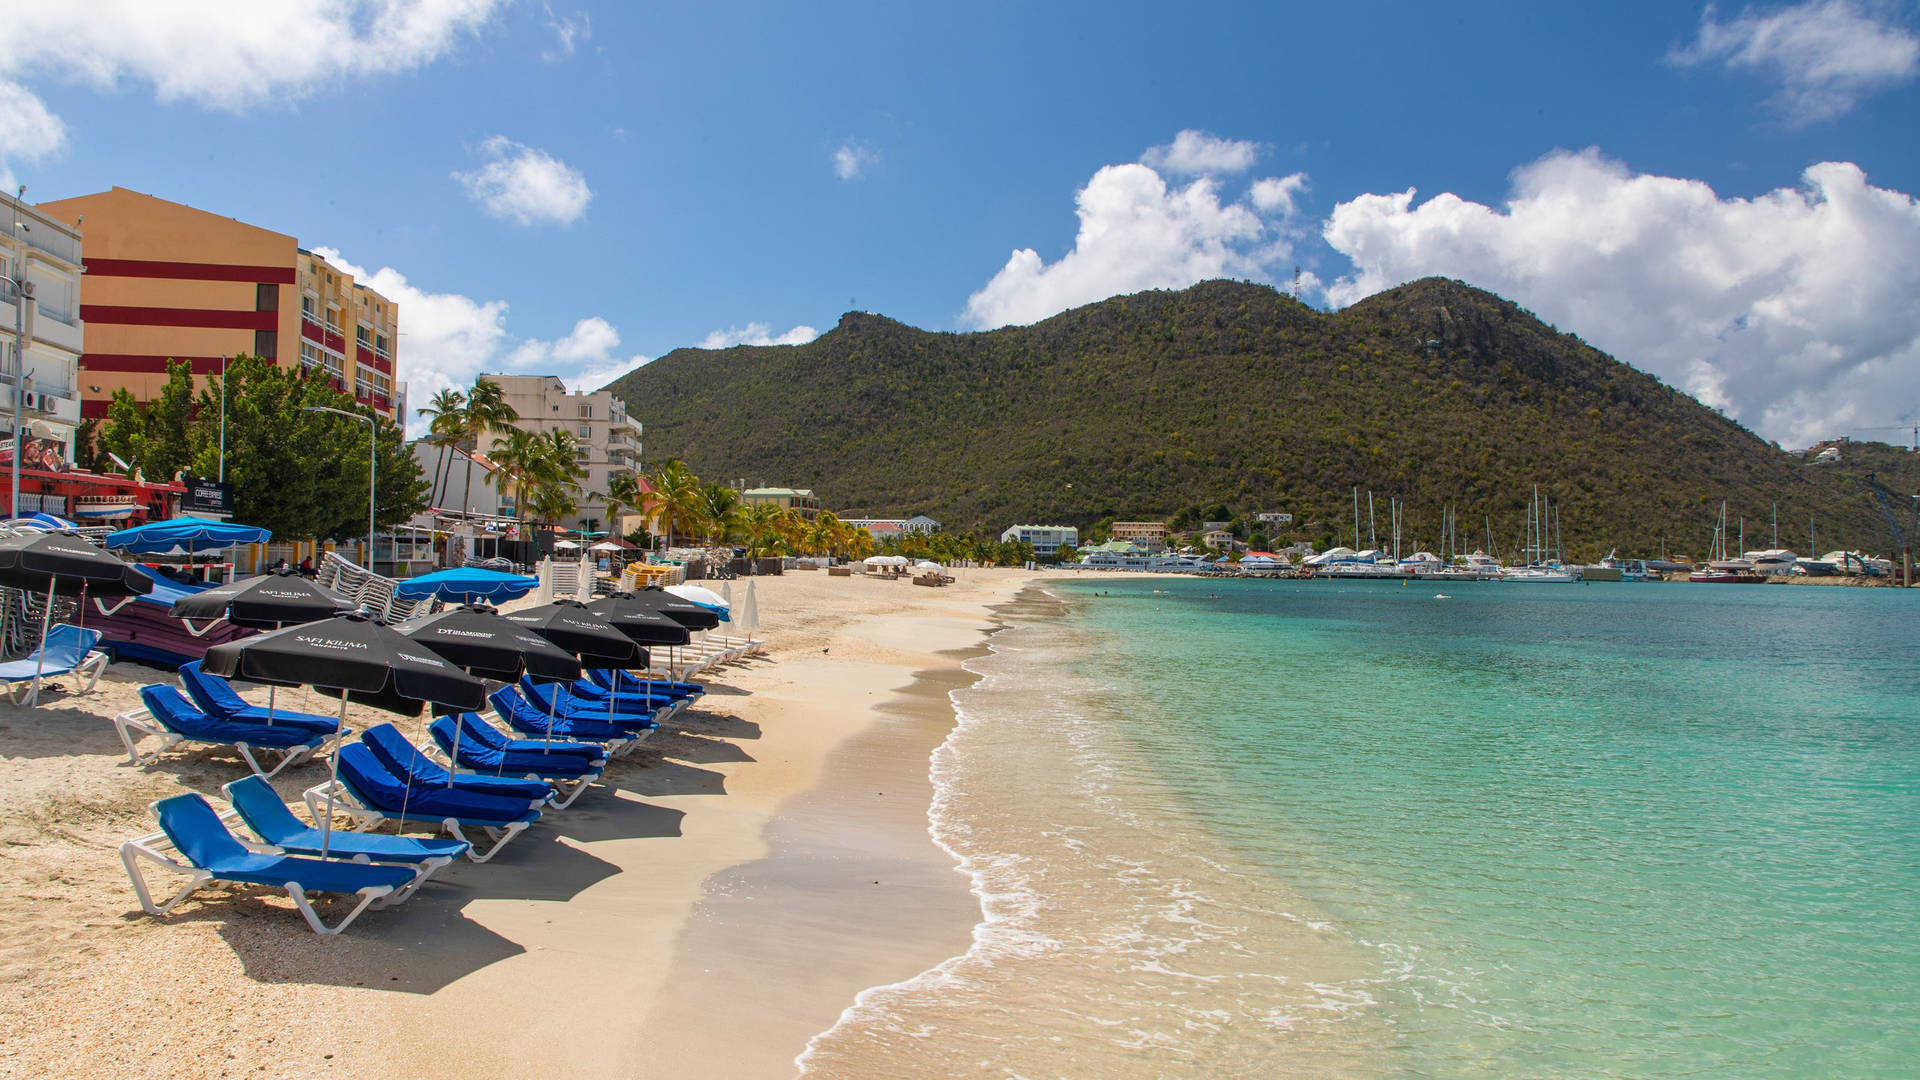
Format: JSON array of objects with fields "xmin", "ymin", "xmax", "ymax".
[{"xmin": 607, "ymin": 278, "xmax": 1917, "ymax": 560}]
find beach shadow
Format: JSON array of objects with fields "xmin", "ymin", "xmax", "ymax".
[
  {"xmin": 0, "ymin": 699, "xmax": 148, "ymax": 761},
  {"xmin": 419, "ymin": 827, "xmax": 625, "ymax": 901},
  {"xmin": 655, "ymin": 733, "xmax": 754, "ymax": 765},
  {"xmin": 609, "ymin": 757, "xmax": 728, "ymax": 797},
  {"xmin": 195, "ymin": 893, "xmax": 529, "ymax": 993},
  {"xmin": 688, "ymin": 682, "xmax": 751, "ymax": 697},
  {"xmin": 544, "ymin": 789, "xmax": 686, "ymax": 844},
  {"xmin": 673, "ymin": 712, "xmax": 761, "ymax": 741}
]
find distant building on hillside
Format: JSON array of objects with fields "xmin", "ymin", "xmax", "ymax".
[
  {"xmin": 1110, "ymin": 521, "xmax": 1169, "ymax": 551},
  {"xmin": 1255, "ymin": 511, "xmax": 1294, "ymax": 525},
  {"xmin": 1000, "ymin": 524, "xmax": 1078, "ymax": 554},
  {"xmin": 36, "ymin": 186, "xmax": 402, "ymax": 422},
  {"xmin": 742, "ymin": 487, "xmax": 822, "ymax": 520},
  {"xmin": 845, "ymin": 514, "xmax": 940, "ymax": 537},
  {"xmin": 1202, "ymin": 529, "xmax": 1240, "ymax": 551},
  {"xmin": 486, "ymin": 374, "xmax": 642, "ymax": 530}
]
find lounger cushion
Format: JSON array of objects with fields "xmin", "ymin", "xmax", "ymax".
[
  {"xmin": 335, "ymin": 744, "xmax": 540, "ymax": 824},
  {"xmin": 225, "ymin": 776, "xmax": 470, "ymax": 863},
  {"xmin": 155, "ymin": 793, "xmax": 415, "ymax": 895},
  {"xmin": 178, "ymin": 661, "xmax": 341, "ymax": 734},
  {"xmin": 429, "ymin": 715, "xmax": 602, "ymax": 778},
  {"xmin": 141, "ymin": 685, "xmax": 327, "ymax": 750}
]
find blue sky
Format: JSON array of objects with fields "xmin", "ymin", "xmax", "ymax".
[{"xmin": 4, "ymin": 1, "xmax": 1919, "ymax": 446}]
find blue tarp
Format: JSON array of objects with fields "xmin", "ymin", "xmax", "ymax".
[
  {"xmin": 105, "ymin": 518, "xmax": 271, "ymax": 555},
  {"xmin": 392, "ymin": 567, "xmax": 538, "ymax": 604}
]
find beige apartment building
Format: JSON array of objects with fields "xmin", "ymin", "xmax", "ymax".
[
  {"xmin": 1110, "ymin": 521, "xmax": 1169, "ymax": 550},
  {"xmin": 2, "ymin": 189, "xmax": 86, "ymax": 469},
  {"xmin": 36, "ymin": 187, "xmax": 401, "ymax": 421},
  {"xmin": 488, "ymin": 375, "xmax": 642, "ymax": 530}
]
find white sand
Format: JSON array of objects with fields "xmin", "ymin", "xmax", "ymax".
[{"xmin": 0, "ymin": 566, "xmax": 1035, "ymax": 1080}]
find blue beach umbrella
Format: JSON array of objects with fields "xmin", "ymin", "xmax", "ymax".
[
  {"xmin": 393, "ymin": 567, "xmax": 539, "ymax": 605},
  {"xmin": 105, "ymin": 517, "xmax": 272, "ymax": 555}
]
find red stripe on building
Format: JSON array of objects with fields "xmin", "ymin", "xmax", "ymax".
[
  {"xmin": 79, "ymin": 354, "xmax": 234, "ymax": 374},
  {"xmin": 80, "ymin": 305, "xmax": 278, "ymax": 330},
  {"xmin": 80, "ymin": 399, "xmax": 112, "ymax": 420},
  {"xmin": 81, "ymin": 258, "xmax": 296, "ymax": 284}
]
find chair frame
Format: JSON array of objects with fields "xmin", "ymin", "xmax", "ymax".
[
  {"xmin": 110, "ymin": 705, "xmax": 342, "ymax": 779},
  {"xmin": 120, "ymin": 820, "xmax": 397, "ymax": 936},
  {"xmin": 0, "ymin": 625, "xmax": 110, "ymax": 705},
  {"xmin": 302, "ymin": 777, "xmax": 535, "ymax": 864}
]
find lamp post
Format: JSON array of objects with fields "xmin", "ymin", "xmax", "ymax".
[
  {"xmin": 303, "ymin": 405, "xmax": 375, "ymax": 570},
  {"xmin": 217, "ymin": 354, "xmax": 228, "ymax": 483},
  {"xmin": 6, "ymin": 185, "xmax": 33, "ymax": 520}
]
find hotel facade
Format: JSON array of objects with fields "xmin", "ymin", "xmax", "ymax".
[
  {"xmin": 488, "ymin": 374, "xmax": 643, "ymax": 530},
  {"xmin": 1, "ymin": 190, "xmax": 86, "ymax": 470},
  {"xmin": 36, "ymin": 187, "xmax": 401, "ymax": 422}
]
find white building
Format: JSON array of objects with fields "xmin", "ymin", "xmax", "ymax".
[
  {"xmin": 1256, "ymin": 511, "xmax": 1294, "ymax": 525},
  {"xmin": 1, "ymin": 190, "xmax": 85, "ymax": 474},
  {"xmin": 487, "ymin": 374, "xmax": 643, "ymax": 530},
  {"xmin": 1001, "ymin": 524, "xmax": 1079, "ymax": 554}
]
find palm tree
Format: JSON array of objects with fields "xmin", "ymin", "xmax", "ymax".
[
  {"xmin": 696, "ymin": 482, "xmax": 742, "ymax": 547},
  {"xmin": 741, "ymin": 502, "xmax": 783, "ymax": 562},
  {"xmin": 417, "ymin": 387, "xmax": 465, "ymax": 510},
  {"xmin": 604, "ymin": 472, "xmax": 644, "ymax": 538},
  {"xmin": 645, "ymin": 460, "xmax": 702, "ymax": 549},
  {"xmin": 460, "ymin": 377, "xmax": 518, "ymax": 515},
  {"xmin": 487, "ymin": 427, "xmax": 544, "ymax": 523}
]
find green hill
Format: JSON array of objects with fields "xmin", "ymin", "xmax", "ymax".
[{"xmin": 606, "ymin": 278, "xmax": 1917, "ymax": 561}]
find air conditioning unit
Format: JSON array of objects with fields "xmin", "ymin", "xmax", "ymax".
[{"xmin": 18, "ymin": 391, "xmax": 36, "ymax": 411}]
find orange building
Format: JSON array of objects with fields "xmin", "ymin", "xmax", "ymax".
[{"xmin": 35, "ymin": 187, "xmax": 400, "ymax": 421}]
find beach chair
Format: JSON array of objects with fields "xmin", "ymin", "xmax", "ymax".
[
  {"xmin": 517, "ymin": 678, "xmax": 663, "ymax": 732},
  {"xmin": 177, "ymin": 660, "xmax": 341, "ymax": 735},
  {"xmin": 523, "ymin": 674, "xmax": 679, "ymax": 723},
  {"xmin": 221, "ymin": 775, "xmax": 468, "ymax": 901},
  {"xmin": 489, "ymin": 686, "xmax": 645, "ymax": 756},
  {"xmin": 121, "ymin": 793, "xmax": 415, "ymax": 935},
  {"xmin": 112, "ymin": 684, "xmax": 345, "ymax": 779},
  {"xmin": 428, "ymin": 714, "xmax": 604, "ymax": 809},
  {"xmin": 0, "ymin": 624, "xmax": 109, "ymax": 705},
  {"xmin": 434, "ymin": 711, "xmax": 607, "ymax": 764},
  {"xmin": 587, "ymin": 667, "xmax": 704, "ymax": 704},
  {"xmin": 305, "ymin": 743, "xmax": 542, "ymax": 863},
  {"xmin": 360, "ymin": 723, "xmax": 556, "ymax": 805}
]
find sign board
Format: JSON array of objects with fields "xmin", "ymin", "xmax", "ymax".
[{"xmin": 180, "ymin": 476, "xmax": 234, "ymax": 517}]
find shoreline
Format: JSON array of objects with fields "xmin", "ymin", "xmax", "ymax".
[{"xmin": 0, "ymin": 566, "xmax": 1032, "ymax": 1080}]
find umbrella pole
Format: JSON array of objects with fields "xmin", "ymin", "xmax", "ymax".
[
  {"xmin": 544, "ymin": 689, "xmax": 558, "ymax": 751},
  {"xmin": 264, "ymin": 622, "xmax": 283, "ymax": 725},
  {"xmin": 319, "ymin": 693, "xmax": 348, "ymax": 858},
  {"xmin": 28, "ymin": 579, "xmax": 55, "ymax": 704}
]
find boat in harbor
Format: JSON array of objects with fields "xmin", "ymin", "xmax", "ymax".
[{"xmin": 1690, "ymin": 503, "xmax": 1765, "ymax": 583}]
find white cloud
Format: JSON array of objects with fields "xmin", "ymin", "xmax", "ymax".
[
  {"xmin": 0, "ymin": 1, "xmax": 501, "ymax": 182},
  {"xmin": 454, "ymin": 135, "xmax": 592, "ymax": 225},
  {"xmin": 1322, "ymin": 148, "xmax": 1920, "ymax": 447},
  {"xmin": 1249, "ymin": 173, "xmax": 1309, "ymax": 217},
  {"xmin": 506, "ymin": 316, "xmax": 651, "ymax": 391},
  {"xmin": 541, "ymin": 5, "xmax": 591, "ymax": 61},
  {"xmin": 0, "ymin": 80, "xmax": 65, "ymax": 188},
  {"xmin": 699, "ymin": 323, "xmax": 820, "ymax": 349},
  {"xmin": 964, "ymin": 163, "xmax": 1271, "ymax": 329},
  {"xmin": 1142, "ymin": 130, "xmax": 1260, "ymax": 175},
  {"xmin": 832, "ymin": 140, "xmax": 878, "ymax": 181},
  {"xmin": 314, "ymin": 249, "xmax": 654, "ymax": 436},
  {"xmin": 1667, "ymin": 0, "xmax": 1920, "ymax": 125}
]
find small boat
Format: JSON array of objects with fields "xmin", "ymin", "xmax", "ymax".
[{"xmin": 1502, "ymin": 565, "xmax": 1579, "ymax": 583}]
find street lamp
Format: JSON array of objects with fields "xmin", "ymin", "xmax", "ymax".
[{"xmin": 303, "ymin": 405, "xmax": 375, "ymax": 570}]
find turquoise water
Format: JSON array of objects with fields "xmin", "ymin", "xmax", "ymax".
[
  {"xmin": 1069, "ymin": 578, "xmax": 1920, "ymax": 1077},
  {"xmin": 801, "ymin": 578, "xmax": 1920, "ymax": 1079}
]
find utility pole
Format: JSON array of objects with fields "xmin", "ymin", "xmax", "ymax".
[
  {"xmin": 7, "ymin": 186, "xmax": 34, "ymax": 520},
  {"xmin": 303, "ymin": 405, "xmax": 376, "ymax": 570}
]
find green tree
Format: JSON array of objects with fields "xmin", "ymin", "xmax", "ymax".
[
  {"xmin": 459, "ymin": 377, "xmax": 517, "ymax": 514},
  {"xmin": 487, "ymin": 427, "xmax": 544, "ymax": 521},
  {"xmin": 696, "ymin": 482, "xmax": 742, "ymax": 546},
  {"xmin": 416, "ymin": 386, "xmax": 466, "ymax": 509},
  {"xmin": 645, "ymin": 459, "xmax": 702, "ymax": 547},
  {"xmin": 98, "ymin": 359, "xmax": 200, "ymax": 481}
]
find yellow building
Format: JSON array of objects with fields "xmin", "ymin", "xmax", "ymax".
[{"xmin": 36, "ymin": 187, "xmax": 400, "ymax": 421}]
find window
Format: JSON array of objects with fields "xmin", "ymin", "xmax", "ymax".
[
  {"xmin": 356, "ymin": 326, "xmax": 371, "ymax": 348},
  {"xmin": 255, "ymin": 283, "xmax": 278, "ymax": 311},
  {"xmin": 375, "ymin": 333, "xmax": 388, "ymax": 355},
  {"xmin": 253, "ymin": 330, "xmax": 277, "ymax": 359},
  {"xmin": 301, "ymin": 295, "xmax": 316, "ymax": 318},
  {"xmin": 577, "ymin": 424, "xmax": 591, "ymax": 438},
  {"xmin": 577, "ymin": 404, "xmax": 593, "ymax": 419}
]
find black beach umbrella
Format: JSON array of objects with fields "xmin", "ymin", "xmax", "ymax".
[
  {"xmin": 203, "ymin": 612, "xmax": 487, "ymax": 853},
  {"xmin": 394, "ymin": 604, "xmax": 583, "ymax": 781},
  {"xmin": 620, "ymin": 586, "xmax": 720, "ymax": 631},
  {"xmin": 497, "ymin": 600, "xmax": 643, "ymax": 747},
  {"xmin": 497, "ymin": 600, "xmax": 642, "ymax": 665},
  {"xmin": 0, "ymin": 530, "xmax": 151, "ymax": 702},
  {"xmin": 170, "ymin": 568, "xmax": 357, "ymax": 726},
  {"xmin": 585, "ymin": 594, "xmax": 691, "ymax": 646},
  {"xmin": 170, "ymin": 568, "xmax": 354, "ymax": 629},
  {"xmin": 0, "ymin": 530, "xmax": 154, "ymax": 596}
]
